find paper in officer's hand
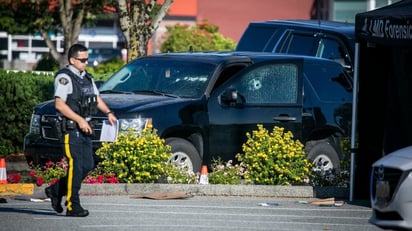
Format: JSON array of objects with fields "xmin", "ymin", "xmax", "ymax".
[{"xmin": 100, "ymin": 120, "xmax": 118, "ymax": 142}]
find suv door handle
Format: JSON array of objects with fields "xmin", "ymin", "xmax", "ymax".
[{"xmin": 273, "ymin": 115, "xmax": 296, "ymax": 121}]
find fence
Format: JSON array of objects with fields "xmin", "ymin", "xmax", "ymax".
[{"xmin": 0, "ymin": 28, "xmax": 123, "ymax": 70}]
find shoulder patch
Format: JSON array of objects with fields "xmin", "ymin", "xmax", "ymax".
[{"xmin": 59, "ymin": 77, "xmax": 69, "ymax": 85}]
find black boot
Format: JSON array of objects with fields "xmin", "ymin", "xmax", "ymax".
[
  {"xmin": 45, "ymin": 186, "xmax": 63, "ymax": 213},
  {"xmin": 66, "ymin": 206, "xmax": 89, "ymax": 217}
]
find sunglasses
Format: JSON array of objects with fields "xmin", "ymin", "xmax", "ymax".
[{"xmin": 74, "ymin": 57, "xmax": 89, "ymax": 63}]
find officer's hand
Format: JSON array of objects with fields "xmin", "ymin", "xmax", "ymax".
[
  {"xmin": 107, "ymin": 113, "xmax": 117, "ymax": 126},
  {"xmin": 78, "ymin": 119, "xmax": 92, "ymax": 134}
]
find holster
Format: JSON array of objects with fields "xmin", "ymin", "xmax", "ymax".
[
  {"xmin": 60, "ymin": 117, "xmax": 76, "ymax": 132},
  {"xmin": 53, "ymin": 117, "xmax": 63, "ymax": 137}
]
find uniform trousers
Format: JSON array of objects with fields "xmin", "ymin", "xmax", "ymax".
[{"xmin": 52, "ymin": 129, "xmax": 94, "ymax": 212}]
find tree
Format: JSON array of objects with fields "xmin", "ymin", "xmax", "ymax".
[
  {"xmin": 0, "ymin": 0, "xmax": 173, "ymax": 67},
  {"xmin": 0, "ymin": 0, "xmax": 108, "ymax": 68},
  {"xmin": 111, "ymin": 0, "xmax": 173, "ymax": 61},
  {"xmin": 160, "ymin": 21, "xmax": 236, "ymax": 53}
]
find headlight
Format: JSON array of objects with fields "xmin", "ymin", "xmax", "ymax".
[
  {"xmin": 118, "ymin": 117, "xmax": 152, "ymax": 132},
  {"xmin": 30, "ymin": 114, "xmax": 41, "ymax": 135}
]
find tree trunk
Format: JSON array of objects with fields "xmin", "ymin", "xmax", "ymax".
[{"xmin": 117, "ymin": 0, "xmax": 174, "ymax": 61}]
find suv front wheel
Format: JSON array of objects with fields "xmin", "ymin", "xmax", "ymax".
[
  {"xmin": 165, "ymin": 137, "xmax": 202, "ymax": 173},
  {"xmin": 307, "ymin": 142, "xmax": 340, "ymax": 172}
]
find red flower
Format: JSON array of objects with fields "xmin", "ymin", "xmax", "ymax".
[
  {"xmin": 97, "ymin": 175, "xmax": 104, "ymax": 183},
  {"xmin": 106, "ymin": 174, "xmax": 119, "ymax": 183},
  {"xmin": 49, "ymin": 178, "xmax": 58, "ymax": 186},
  {"xmin": 84, "ymin": 177, "xmax": 100, "ymax": 184},
  {"xmin": 7, "ymin": 172, "xmax": 21, "ymax": 184},
  {"xmin": 45, "ymin": 161, "xmax": 53, "ymax": 169},
  {"xmin": 36, "ymin": 177, "xmax": 45, "ymax": 186},
  {"xmin": 29, "ymin": 171, "xmax": 36, "ymax": 177}
]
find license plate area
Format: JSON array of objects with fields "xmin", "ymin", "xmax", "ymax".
[{"xmin": 375, "ymin": 180, "xmax": 390, "ymax": 206}]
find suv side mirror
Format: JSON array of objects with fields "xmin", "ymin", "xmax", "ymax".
[{"xmin": 219, "ymin": 88, "xmax": 245, "ymax": 107}]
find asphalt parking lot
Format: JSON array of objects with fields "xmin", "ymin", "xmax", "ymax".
[
  {"xmin": 1, "ymin": 160, "xmax": 384, "ymax": 231},
  {"xmin": 0, "ymin": 195, "xmax": 383, "ymax": 231}
]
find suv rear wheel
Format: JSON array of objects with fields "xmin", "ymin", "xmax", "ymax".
[
  {"xmin": 307, "ymin": 142, "xmax": 340, "ymax": 172},
  {"xmin": 165, "ymin": 137, "xmax": 202, "ymax": 173}
]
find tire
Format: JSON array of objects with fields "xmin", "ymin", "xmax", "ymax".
[
  {"xmin": 307, "ymin": 142, "xmax": 340, "ymax": 172},
  {"xmin": 165, "ymin": 137, "xmax": 202, "ymax": 173}
]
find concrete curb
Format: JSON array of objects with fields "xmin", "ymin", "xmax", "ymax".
[
  {"xmin": 1, "ymin": 183, "xmax": 350, "ymax": 199},
  {"xmin": 79, "ymin": 184, "xmax": 315, "ymax": 198},
  {"xmin": 33, "ymin": 183, "xmax": 348, "ymax": 198}
]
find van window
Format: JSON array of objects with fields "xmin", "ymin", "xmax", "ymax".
[
  {"xmin": 236, "ymin": 26, "xmax": 280, "ymax": 52},
  {"xmin": 318, "ymin": 38, "xmax": 351, "ymax": 68},
  {"xmin": 280, "ymin": 33, "xmax": 318, "ymax": 56}
]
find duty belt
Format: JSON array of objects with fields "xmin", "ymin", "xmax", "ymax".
[{"xmin": 65, "ymin": 117, "xmax": 91, "ymax": 130}]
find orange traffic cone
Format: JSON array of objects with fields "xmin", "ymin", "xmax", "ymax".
[
  {"xmin": 0, "ymin": 158, "xmax": 7, "ymax": 184},
  {"xmin": 199, "ymin": 165, "xmax": 209, "ymax": 185}
]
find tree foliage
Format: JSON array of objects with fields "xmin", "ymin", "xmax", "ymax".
[
  {"xmin": 160, "ymin": 21, "xmax": 236, "ymax": 53},
  {"xmin": 0, "ymin": 0, "xmax": 108, "ymax": 68},
  {"xmin": 111, "ymin": 0, "xmax": 173, "ymax": 61}
]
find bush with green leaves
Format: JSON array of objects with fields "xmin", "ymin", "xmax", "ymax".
[
  {"xmin": 208, "ymin": 157, "xmax": 245, "ymax": 185},
  {"xmin": 95, "ymin": 125, "xmax": 195, "ymax": 184},
  {"xmin": 160, "ymin": 20, "xmax": 236, "ymax": 53},
  {"xmin": 34, "ymin": 53, "xmax": 59, "ymax": 72},
  {"xmin": 309, "ymin": 164, "xmax": 350, "ymax": 187},
  {"xmin": 236, "ymin": 124, "xmax": 311, "ymax": 185},
  {"xmin": 0, "ymin": 70, "xmax": 54, "ymax": 155},
  {"xmin": 309, "ymin": 137, "xmax": 351, "ymax": 187},
  {"xmin": 162, "ymin": 163, "xmax": 198, "ymax": 184}
]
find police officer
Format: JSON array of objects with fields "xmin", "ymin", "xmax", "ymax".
[{"xmin": 45, "ymin": 44, "xmax": 117, "ymax": 217}]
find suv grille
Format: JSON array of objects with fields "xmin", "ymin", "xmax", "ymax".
[{"xmin": 41, "ymin": 115, "xmax": 104, "ymax": 142}]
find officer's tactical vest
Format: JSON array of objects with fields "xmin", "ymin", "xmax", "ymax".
[{"xmin": 55, "ymin": 68, "xmax": 98, "ymax": 117}]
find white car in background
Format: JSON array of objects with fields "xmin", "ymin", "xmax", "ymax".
[{"xmin": 369, "ymin": 146, "xmax": 412, "ymax": 230}]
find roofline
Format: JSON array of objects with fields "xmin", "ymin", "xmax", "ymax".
[
  {"xmin": 148, "ymin": 51, "xmax": 342, "ymax": 64},
  {"xmin": 248, "ymin": 19, "xmax": 354, "ymax": 34}
]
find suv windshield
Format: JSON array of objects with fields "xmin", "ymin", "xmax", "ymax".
[{"xmin": 99, "ymin": 59, "xmax": 216, "ymax": 98}]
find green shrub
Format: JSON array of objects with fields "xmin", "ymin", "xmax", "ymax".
[
  {"xmin": 208, "ymin": 157, "xmax": 245, "ymax": 185},
  {"xmin": 34, "ymin": 53, "xmax": 59, "ymax": 72},
  {"xmin": 160, "ymin": 21, "xmax": 236, "ymax": 52},
  {"xmin": 236, "ymin": 124, "xmax": 311, "ymax": 185},
  {"xmin": 162, "ymin": 163, "xmax": 198, "ymax": 184},
  {"xmin": 29, "ymin": 158, "xmax": 67, "ymax": 186},
  {"xmin": 309, "ymin": 137, "xmax": 351, "ymax": 187},
  {"xmin": 95, "ymin": 125, "xmax": 195, "ymax": 183},
  {"xmin": 0, "ymin": 70, "xmax": 54, "ymax": 155}
]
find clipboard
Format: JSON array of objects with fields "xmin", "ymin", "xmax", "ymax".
[{"xmin": 100, "ymin": 120, "xmax": 119, "ymax": 142}]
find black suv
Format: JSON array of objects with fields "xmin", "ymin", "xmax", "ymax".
[
  {"xmin": 24, "ymin": 52, "xmax": 352, "ymax": 173},
  {"xmin": 236, "ymin": 20, "xmax": 355, "ymax": 74}
]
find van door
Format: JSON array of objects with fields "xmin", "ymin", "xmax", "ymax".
[{"xmin": 207, "ymin": 59, "xmax": 304, "ymax": 163}]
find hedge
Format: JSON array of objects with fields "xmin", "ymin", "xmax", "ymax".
[{"xmin": 0, "ymin": 70, "xmax": 54, "ymax": 156}]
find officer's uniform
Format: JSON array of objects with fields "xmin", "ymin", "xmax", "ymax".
[{"xmin": 50, "ymin": 65, "xmax": 99, "ymax": 214}]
